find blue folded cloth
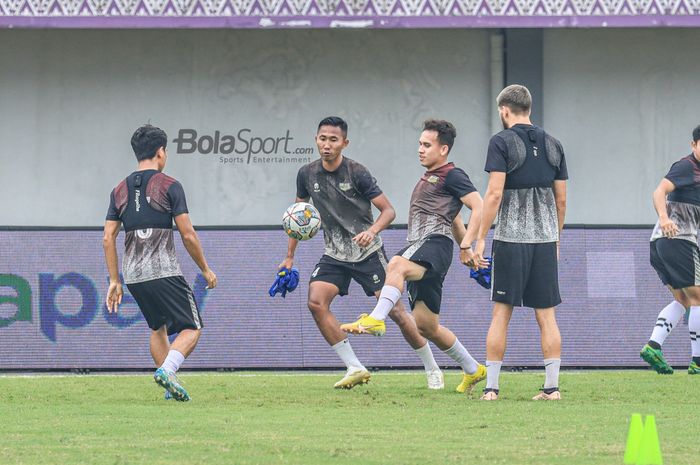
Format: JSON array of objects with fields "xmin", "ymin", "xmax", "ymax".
[
  {"xmin": 469, "ymin": 257, "xmax": 492, "ymax": 289},
  {"xmin": 269, "ymin": 267, "xmax": 300, "ymax": 298}
]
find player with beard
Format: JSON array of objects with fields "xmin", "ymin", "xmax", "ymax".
[{"xmin": 342, "ymin": 119, "xmax": 487, "ymax": 395}]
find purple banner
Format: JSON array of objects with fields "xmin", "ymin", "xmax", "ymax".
[{"xmin": 0, "ymin": 228, "xmax": 691, "ymax": 369}]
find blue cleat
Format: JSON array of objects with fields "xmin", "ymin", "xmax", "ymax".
[
  {"xmin": 164, "ymin": 390, "xmax": 173, "ymax": 400},
  {"xmin": 154, "ymin": 367, "xmax": 191, "ymax": 402}
]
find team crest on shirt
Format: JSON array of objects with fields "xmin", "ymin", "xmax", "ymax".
[
  {"xmin": 372, "ymin": 274, "xmax": 380, "ymax": 284},
  {"xmin": 427, "ymin": 175, "xmax": 439, "ymax": 184},
  {"xmin": 313, "ymin": 182, "xmax": 320, "ymax": 192},
  {"xmin": 339, "ymin": 182, "xmax": 351, "ymax": 191}
]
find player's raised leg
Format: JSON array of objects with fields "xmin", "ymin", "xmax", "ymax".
[
  {"xmin": 342, "ymin": 255, "xmax": 421, "ymax": 334},
  {"xmin": 308, "ymin": 281, "xmax": 370, "ymax": 389}
]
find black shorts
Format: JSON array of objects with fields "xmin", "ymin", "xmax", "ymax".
[
  {"xmin": 650, "ymin": 238, "xmax": 700, "ymax": 290},
  {"xmin": 491, "ymin": 240, "xmax": 561, "ymax": 309},
  {"xmin": 396, "ymin": 234, "xmax": 454, "ymax": 314},
  {"xmin": 310, "ymin": 248, "xmax": 389, "ymax": 296},
  {"xmin": 126, "ymin": 275, "xmax": 202, "ymax": 336}
]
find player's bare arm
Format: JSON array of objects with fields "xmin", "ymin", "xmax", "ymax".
[
  {"xmin": 458, "ymin": 191, "xmax": 485, "ymax": 270},
  {"xmin": 452, "ymin": 214, "xmax": 472, "ymax": 268},
  {"xmin": 653, "ymin": 178, "xmax": 679, "ymax": 238},
  {"xmin": 174, "ymin": 213, "xmax": 217, "ymax": 289},
  {"xmin": 553, "ymin": 180, "xmax": 567, "ymax": 258},
  {"xmin": 352, "ymin": 193, "xmax": 395, "ymax": 247},
  {"xmin": 475, "ymin": 171, "xmax": 506, "ymax": 264},
  {"xmin": 279, "ymin": 196, "xmax": 307, "ymax": 269},
  {"xmin": 103, "ymin": 219, "xmax": 123, "ymax": 313}
]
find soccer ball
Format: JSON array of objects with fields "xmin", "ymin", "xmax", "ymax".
[{"xmin": 282, "ymin": 202, "xmax": 321, "ymax": 241}]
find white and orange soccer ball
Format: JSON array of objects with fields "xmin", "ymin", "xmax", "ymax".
[{"xmin": 282, "ymin": 202, "xmax": 321, "ymax": 241}]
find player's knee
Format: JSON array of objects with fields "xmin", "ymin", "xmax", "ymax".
[
  {"xmin": 307, "ymin": 299, "xmax": 328, "ymax": 316},
  {"xmin": 415, "ymin": 320, "xmax": 436, "ymax": 339},
  {"xmin": 387, "ymin": 256, "xmax": 409, "ymax": 277},
  {"xmin": 675, "ymin": 295, "xmax": 690, "ymax": 308}
]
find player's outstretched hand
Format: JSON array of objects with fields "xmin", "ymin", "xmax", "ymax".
[
  {"xmin": 278, "ymin": 257, "xmax": 294, "ymax": 271},
  {"xmin": 352, "ymin": 230, "xmax": 376, "ymax": 247},
  {"xmin": 106, "ymin": 282, "xmax": 123, "ymax": 313},
  {"xmin": 203, "ymin": 268, "xmax": 217, "ymax": 289},
  {"xmin": 660, "ymin": 217, "xmax": 679, "ymax": 238}
]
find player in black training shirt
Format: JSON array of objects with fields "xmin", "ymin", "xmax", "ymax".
[
  {"xmin": 279, "ymin": 117, "xmax": 442, "ymax": 390},
  {"xmin": 103, "ymin": 125, "xmax": 217, "ymax": 401},
  {"xmin": 475, "ymin": 85, "xmax": 568, "ymax": 401},
  {"xmin": 342, "ymin": 119, "xmax": 488, "ymax": 395},
  {"xmin": 642, "ymin": 125, "xmax": 700, "ymax": 376}
]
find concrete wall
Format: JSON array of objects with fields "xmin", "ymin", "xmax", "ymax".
[
  {"xmin": 2, "ymin": 29, "xmax": 699, "ymax": 226},
  {"xmin": 0, "ymin": 29, "xmax": 491, "ymax": 226},
  {"xmin": 543, "ymin": 29, "xmax": 700, "ymax": 224}
]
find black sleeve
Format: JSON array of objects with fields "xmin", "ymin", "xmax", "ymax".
[
  {"xmin": 484, "ymin": 136, "xmax": 508, "ymax": 173},
  {"xmin": 168, "ymin": 181, "xmax": 189, "ymax": 216},
  {"xmin": 352, "ymin": 164, "xmax": 383, "ymax": 200},
  {"xmin": 556, "ymin": 142, "xmax": 569, "ymax": 181},
  {"xmin": 445, "ymin": 168, "xmax": 477, "ymax": 199},
  {"xmin": 665, "ymin": 159, "xmax": 694, "ymax": 189},
  {"xmin": 106, "ymin": 190, "xmax": 120, "ymax": 221},
  {"xmin": 296, "ymin": 167, "xmax": 309, "ymax": 200}
]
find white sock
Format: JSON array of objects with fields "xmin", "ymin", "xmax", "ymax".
[
  {"xmin": 650, "ymin": 300, "xmax": 686, "ymax": 346},
  {"xmin": 485, "ymin": 361, "xmax": 502, "ymax": 390},
  {"xmin": 544, "ymin": 358, "xmax": 561, "ymax": 390},
  {"xmin": 369, "ymin": 285, "xmax": 402, "ymax": 321},
  {"xmin": 160, "ymin": 350, "xmax": 185, "ymax": 373},
  {"xmin": 415, "ymin": 343, "xmax": 440, "ymax": 372},
  {"xmin": 332, "ymin": 339, "xmax": 364, "ymax": 371},
  {"xmin": 689, "ymin": 306, "xmax": 700, "ymax": 357},
  {"xmin": 444, "ymin": 339, "xmax": 479, "ymax": 374}
]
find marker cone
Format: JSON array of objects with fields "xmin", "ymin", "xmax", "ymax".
[{"xmin": 624, "ymin": 413, "xmax": 643, "ymax": 464}]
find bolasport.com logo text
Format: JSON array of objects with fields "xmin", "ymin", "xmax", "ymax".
[{"xmin": 173, "ymin": 129, "xmax": 314, "ymax": 165}]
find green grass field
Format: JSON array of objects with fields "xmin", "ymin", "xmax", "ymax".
[{"xmin": 0, "ymin": 370, "xmax": 696, "ymax": 465}]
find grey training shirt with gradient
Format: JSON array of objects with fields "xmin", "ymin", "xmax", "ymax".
[
  {"xmin": 650, "ymin": 154, "xmax": 700, "ymax": 245},
  {"xmin": 485, "ymin": 125, "xmax": 568, "ymax": 244},
  {"xmin": 296, "ymin": 157, "xmax": 383, "ymax": 262}
]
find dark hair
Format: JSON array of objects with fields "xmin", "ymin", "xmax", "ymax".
[
  {"xmin": 422, "ymin": 119, "xmax": 457, "ymax": 153},
  {"xmin": 131, "ymin": 124, "xmax": 167, "ymax": 161},
  {"xmin": 497, "ymin": 84, "xmax": 532, "ymax": 114},
  {"xmin": 693, "ymin": 125, "xmax": 700, "ymax": 143},
  {"xmin": 317, "ymin": 116, "xmax": 348, "ymax": 137}
]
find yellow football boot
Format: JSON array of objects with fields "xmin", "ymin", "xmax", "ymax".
[
  {"xmin": 340, "ymin": 313, "xmax": 386, "ymax": 336},
  {"xmin": 455, "ymin": 364, "xmax": 487, "ymax": 394}
]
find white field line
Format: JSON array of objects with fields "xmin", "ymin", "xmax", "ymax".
[{"xmin": 0, "ymin": 370, "xmax": 599, "ymax": 379}]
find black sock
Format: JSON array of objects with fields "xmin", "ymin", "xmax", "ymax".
[
  {"xmin": 648, "ymin": 340, "xmax": 662, "ymax": 350},
  {"xmin": 693, "ymin": 356, "xmax": 700, "ymax": 365}
]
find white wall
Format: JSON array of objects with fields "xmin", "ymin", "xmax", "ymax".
[
  {"xmin": 0, "ymin": 29, "xmax": 492, "ymax": 226},
  {"xmin": 543, "ymin": 29, "xmax": 700, "ymax": 224}
]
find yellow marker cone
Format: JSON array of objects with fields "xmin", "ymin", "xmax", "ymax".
[
  {"xmin": 636, "ymin": 415, "xmax": 663, "ymax": 465},
  {"xmin": 624, "ymin": 414, "xmax": 644, "ymax": 464}
]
